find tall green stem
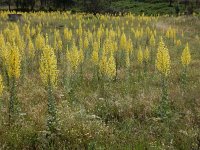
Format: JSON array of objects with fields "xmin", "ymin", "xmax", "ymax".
[
  {"xmin": 47, "ymin": 78, "xmax": 57, "ymax": 133},
  {"xmin": 158, "ymin": 75, "xmax": 170, "ymax": 119},
  {"xmin": 9, "ymin": 76, "xmax": 16, "ymax": 124},
  {"xmin": 181, "ymin": 66, "xmax": 187, "ymax": 93}
]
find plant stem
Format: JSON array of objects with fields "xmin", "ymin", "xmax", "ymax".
[
  {"xmin": 47, "ymin": 78, "xmax": 57, "ymax": 133},
  {"xmin": 9, "ymin": 76, "xmax": 16, "ymax": 125}
]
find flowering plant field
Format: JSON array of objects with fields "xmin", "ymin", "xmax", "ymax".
[{"xmin": 0, "ymin": 11, "xmax": 199, "ymax": 149}]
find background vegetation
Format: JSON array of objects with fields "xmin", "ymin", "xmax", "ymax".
[{"xmin": 0, "ymin": 0, "xmax": 200, "ymax": 15}]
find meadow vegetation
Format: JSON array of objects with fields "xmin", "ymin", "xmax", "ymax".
[{"xmin": 0, "ymin": 11, "xmax": 199, "ymax": 149}]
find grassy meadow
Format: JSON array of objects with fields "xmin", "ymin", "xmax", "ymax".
[{"xmin": 0, "ymin": 11, "xmax": 199, "ymax": 149}]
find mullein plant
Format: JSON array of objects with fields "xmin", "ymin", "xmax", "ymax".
[
  {"xmin": 65, "ymin": 41, "xmax": 84, "ymax": 103},
  {"xmin": 0, "ymin": 33, "xmax": 9, "ymax": 86},
  {"xmin": 35, "ymin": 33, "xmax": 45, "ymax": 68},
  {"xmin": 155, "ymin": 37, "xmax": 171, "ymax": 119},
  {"xmin": 181, "ymin": 43, "xmax": 191, "ymax": 92},
  {"xmin": 166, "ymin": 27, "xmax": 176, "ymax": 45},
  {"xmin": 27, "ymin": 37, "xmax": 35, "ymax": 73},
  {"xmin": 119, "ymin": 32, "xmax": 127, "ymax": 67},
  {"xmin": 107, "ymin": 52, "xmax": 116, "ymax": 80},
  {"xmin": 63, "ymin": 27, "xmax": 72, "ymax": 44},
  {"xmin": 137, "ymin": 46, "xmax": 143, "ymax": 81},
  {"xmin": 144, "ymin": 47, "xmax": 150, "ymax": 76},
  {"xmin": 79, "ymin": 47, "xmax": 84, "ymax": 82},
  {"xmin": 66, "ymin": 40, "xmax": 84, "ymax": 80},
  {"xmin": 91, "ymin": 41, "xmax": 100, "ymax": 82},
  {"xmin": 99, "ymin": 50, "xmax": 108, "ymax": 97},
  {"xmin": 53, "ymin": 29, "xmax": 63, "ymax": 64},
  {"xmin": 99, "ymin": 50, "xmax": 116, "ymax": 97},
  {"xmin": 39, "ymin": 35, "xmax": 58, "ymax": 133},
  {"xmin": 149, "ymin": 34, "xmax": 156, "ymax": 64},
  {"xmin": 6, "ymin": 42, "xmax": 21, "ymax": 124},
  {"xmin": 125, "ymin": 50, "xmax": 131, "ymax": 93}
]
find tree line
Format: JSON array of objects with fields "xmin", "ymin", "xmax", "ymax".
[{"xmin": 0, "ymin": 0, "xmax": 199, "ymax": 13}]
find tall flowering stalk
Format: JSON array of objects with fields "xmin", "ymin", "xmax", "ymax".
[
  {"xmin": 91, "ymin": 41, "xmax": 100, "ymax": 81},
  {"xmin": 137, "ymin": 46, "xmax": 143, "ymax": 80},
  {"xmin": 144, "ymin": 47, "xmax": 150, "ymax": 75},
  {"xmin": 53, "ymin": 29, "xmax": 63, "ymax": 63},
  {"xmin": 66, "ymin": 41, "xmax": 83, "ymax": 74},
  {"xmin": 35, "ymin": 33, "xmax": 45, "ymax": 68},
  {"xmin": 107, "ymin": 52, "xmax": 116, "ymax": 79},
  {"xmin": 155, "ymin": 37, "xmax": 171, "ymax": 119},
  {"xmin": 181, "ymin": 43, "xmax": 191, "ymax": 91},
  {"xmin": 125, "ymin": 50, "xmax": 131, "ymax": 94},
  {"xmin": 5, "ymin": 42, "xmax": 21, "ymax": 124},
  {"xmin": 65, "ymin": 41, "xmax": 84, "ymax": 103},
  {"xmin": 149, "ymin": 34, "xmax": 156, "ymax": 63},
  {"xmin": 39, "ymin": 36, "xmax": 58, "ymax": 132},
  {"xmin": 99, "ymin": 51, "xmax": 116, "ymax": 97}
]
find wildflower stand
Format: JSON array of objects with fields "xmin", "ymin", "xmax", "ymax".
[
  {"xmin": 155, "ymin": 37, "xmax": 171, "ymax": 120},
  {"xmin": 181, "ymin": 43, "xmax": 191, "ymax": 94}
]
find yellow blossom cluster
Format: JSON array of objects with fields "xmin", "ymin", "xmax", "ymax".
[
  {"xmin": 39, "ymin": 40, "xmax": 58, "ymax": 87},
  {"xmin": 181, "ymin": 43, "xmax": 191, "ymax": 67},
  {"xmin": 156, "ymin": 37, "xmax": 171, "ymax": 76}
]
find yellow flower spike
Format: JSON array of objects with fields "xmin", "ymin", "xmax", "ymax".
[
  {"xmin": 3, "ymin": 28, "xmax": 15, "ymax": 45},
  {"xmin": 39, "ymin": 44, "xmax": 58, "ymax": 88},
  {"xmin": 27, "ymin": 38, "xmax": 35, "ymax": 58},
  {"xmin": 106, "ymin": 52, "xmax": 116, "ymax": 79},
  {"xmin": 53, "ymin": 30, "xmax": 62, "ymax": 51},
  {"xmin": 125, "ymin": 38, "xmax": 133, "ymax": 53},
  {"xmin": 0, "ymin": 33, "xmax": 5, "ymax": 49},
  {"xmin": 35, "ymin": 33, "xmax": 45, "ymax": 50},
  {"xmin": 150, "ymin": 34, "xmax": 156, "ymax": 47},
  {"xmin": 120, "ymin": 32, "xmax": 127, "ymax": 50},
  {"xmin": 97, "ymin": 27, "xmax": 103, "ymax": 40},
  {"xmin": 79, "ymin": 48, "xmax": 84, "ymax": 64},
  {"xmin": 64, "ymin": 28, "xmax": 72, "ymax": 42},
  {"xmin": 24, "ymin": 24, "xmax": 31, "ymax": 40},
  {"xmin": 181, "ymin": 43, "xmax": 191, "ymax": 67},
  {"xmin": 176, "ymin": 39, "xmax": 181, "ymax": 46},
  {"xmin": 91, "ymin": 41, "xmax": 99, "ymax": 65},
  {"xmin": 1, "ymin": 43, "xmax": 9, "ymax": 66},
  {"xmin": 66, "ymin": 41, "xmax": 83, "ymax": 73},
  {"xmin": 156, "ymin": 37, "xmax": 171, "ymax": 77},
  {"xmin": 144, "ymin": 47, "xmax": 150, "ymax": 62},
  {"xmin": 137, "ymin": 46, "xmax": 143, "ymax": 65},
  {"xmin": 77, "ymin": 23, "xmax": 83, "ymax": 37},
  {"xmin": 31, "ymin": 27, "xmax": 36, "ymax": 37},
  {"xmin": 79, "ymin": 38, "xmax": 83, "ymax": 50},
  {"xmin": 99, "ymin": 51, "xmax": 108, "ymax": 76},
  {"xmin": 71, "ymin": 43, "xmax": 79, "ymax": 71},
  {"xmin": 7, "ymin": 43, "xmax": 21, "ymax": 79},
  {"xmin": 57, "ymin": 39, "xmax": 63, "ymax": 51},
  {"xmin": 83, "ymin": 36, "xmax": 89, "ymax": 50}
]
